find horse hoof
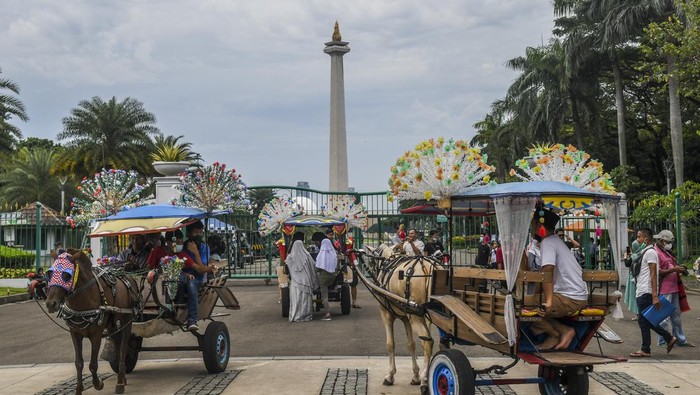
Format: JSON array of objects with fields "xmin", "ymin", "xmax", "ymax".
[
  {"xmin": 410, "ymin": 378, "xmax": 421, "ymax": 385},
  {"xmin": 115, "ymin": 384, "xmax": 125, "ymax": 394},
  {"xmin": 420, "ymin": 384, "xmax": 429, "ymax": 395},
  {"xmin": 382, "ymin": 379, "xmax": 394, "ymax": 386},
  {"xmin": 94, "ymin": 379, "xmax": 104, "ymax": 391}
]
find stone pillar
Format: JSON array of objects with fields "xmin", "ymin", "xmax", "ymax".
[
  {"xmin": 324, "ymin": 21, "xmax": 350, "ymax": 192},
  {"xmin": 154, "ymin": 176, "xmax": 182, "ymax": 204}
]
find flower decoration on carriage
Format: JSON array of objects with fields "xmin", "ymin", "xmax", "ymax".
[
  {"xmin": 257, "ymin": 195, "xmax": 305, "ymax": 236},
  {"xmin": 510, "ymin": 144, "xmax": 616, "ymax": 194},
  {"xmin": 324, "ymin": 195, "xmax": 368, "ymax": 230},
  {"xmin": 173, "ymin": 162, "xmax": 250, "ymax": 214},
  {"xmin": 160, "ymin": 255, "xmax": 186, "ymax": 300},
  {"xmin": 388, "ymin": 138, "xmax": 495, "ymax": 202},
  {"xmin": 95, "ymin": 255, "xmax": 119, "ymax": 266},
  {"xmin": 67, "ymin": 169, "xmax": 153, "ymax": 227}
]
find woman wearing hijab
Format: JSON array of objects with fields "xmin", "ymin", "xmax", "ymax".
[
  {"xmin": 316, "ymin": 238, "xmax": 339, "ymax": 321},
  {"xmin": 286, "ymin": 240, "xmax": 319, "ymax": 322}
]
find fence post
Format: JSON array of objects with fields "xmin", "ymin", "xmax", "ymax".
[
  {"xmin": 675, "ymin": 192, "xmax": 682, "ymax": 260},
  {"xmin": 35, "ymin": 203, "xmax": 42, "ymax": 271}
]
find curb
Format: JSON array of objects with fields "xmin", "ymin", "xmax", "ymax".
[{"xmin": 0, "ymin": 293, "xmax": 30, "ymax": 306}]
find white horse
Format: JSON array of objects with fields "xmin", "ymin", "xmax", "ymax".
[{"xmin": 363, "ymin": 244, "xmax": 440, "ymax": 395}]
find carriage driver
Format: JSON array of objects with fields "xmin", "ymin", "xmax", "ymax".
[
  {"xmin": 399, "ymin": 229, "xmax": 425, "ymax": 256},
  {"xmin": 530, "ymin": 209, "xmax": 589, "ymax": 351},
  {"xmin": 176, "ymin": 221, "xmax": 217, "ymax": 332}
]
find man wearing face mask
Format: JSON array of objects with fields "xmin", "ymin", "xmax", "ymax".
[
  {"xmin": 653, "ymin": 230, "xmax": 694, "ymax": 348},
  {"xmin": 147, "ymin": 230, "xmax": 184, "ymax": 269},
  {"xmin": 177, "ymin": 221, "xmax": 217, "ymax": 332}
]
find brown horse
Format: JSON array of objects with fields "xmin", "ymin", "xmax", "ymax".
[
  {"xmin": 45, "ymin": 249, "xmax": 139, "ymax": 394},
  {"xmin": 363, "ymin": 244, "xmax": 439, "ymax": 395}
]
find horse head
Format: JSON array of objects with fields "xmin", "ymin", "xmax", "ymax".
[
  {"xmin": 362, "ymin": 243, "xmax": 394, "ymax": 281},
  {"xmin": 45, "ymin": 249, "xmax": 90, "ymax": 313}
]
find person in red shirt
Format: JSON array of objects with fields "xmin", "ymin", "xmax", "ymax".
[
  {"xmin": 147, "ymin": 230, "xmax": 184, "ymax": 269},
  {"xmin": 492, "ymin": 241, "xmax": 504, "ymax": 270}
]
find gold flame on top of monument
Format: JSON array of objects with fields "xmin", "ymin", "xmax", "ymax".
[{"xmin": 332, "ymin": 21, "xmax": 342, "ymax": 42}]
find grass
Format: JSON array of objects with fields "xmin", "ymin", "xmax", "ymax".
[{"xmin": 1, "ymin": 287, "xmax": 26, "ymax": 296}]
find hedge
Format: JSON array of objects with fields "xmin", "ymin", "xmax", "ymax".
[{"xmin": 0, "ymin": 245, "xmax": 36, "ymax": 272}]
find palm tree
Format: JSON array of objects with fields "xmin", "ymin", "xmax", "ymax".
[
  {"xmin": 0, "ymin": 69, "xmax": 29, "ymax": 154},
  {"xmin": 0, "ymin": 148, "xmax": 61, "ymax": 209},
  {"xmin": 151, "ymin": 135, "xmax": 198, "ymax": 162},
  {"xmin": 58, "ymin": 96, "xmax": 161, "ymax": 177}
]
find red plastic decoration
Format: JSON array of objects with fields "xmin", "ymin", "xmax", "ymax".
[
  {"xmin": 595, "ymin": 226, "xmax": 603, "ymax": 237},
  {"xmin": 538, "ymin": 224, "xmax": 547, "ymax": 238}
]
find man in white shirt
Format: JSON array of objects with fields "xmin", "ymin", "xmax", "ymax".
[
  {"xmin": 630, "ymin": 228, "xmax": 677, "ymax": 357},
  {"xmin": 400, "ymin": 229, "xmax": 425, "ymax": 256},
  {"xmin": 530, "ymin": 209, "xmax": 589, "ymax": 351}
]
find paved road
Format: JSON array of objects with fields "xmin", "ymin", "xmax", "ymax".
[{"xmin": 2, "ymin": 280, "xmax": 700, "ymax": 366}]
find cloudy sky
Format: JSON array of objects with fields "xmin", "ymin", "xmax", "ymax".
[{"xmin": 1, "ymin": 0, "xmax": 554, "ymax": 192}]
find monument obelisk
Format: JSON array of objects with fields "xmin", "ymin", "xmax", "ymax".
[{"xmin": 324, "ymin": 21, "xmax": 350, "ymax": 192}]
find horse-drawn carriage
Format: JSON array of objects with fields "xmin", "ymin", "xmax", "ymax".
[
  {"xmin": 44, "ymin": 205, "xmax": 240, "ymax": 394},
  {"xmin": 277, "ymin": 215, "xmax": 355, "ymax": 317},
  {"xmin": 353, "ymin": 181, "xmax": 627, "ymax": 395}
]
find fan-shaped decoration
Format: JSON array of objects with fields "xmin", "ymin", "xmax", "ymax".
[
  {"xmin": 173, "ymin": 162, "xmax": 250, "ymax": 213},
  {"xmin": 388, "ymin": 137, "xmax": 495, "ymax": 202},
  {"xmin": 325, "ymin": 195, "xmax": 368, "ymax": 230},
  {"xmin": 257, "ymin": 195, "xmax": 305, "ymax": 236},
  {"xmin": 510, "ymin": 144, "xmax": 615, "ymax": 194},
  {"xmin": 67, "ymin": 169, "xmax": 152, "ymax": 227}
]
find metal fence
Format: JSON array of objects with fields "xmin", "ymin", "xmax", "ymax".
[{"xmin": 0, "ymin": 202, "xmax": 86, "ymax": 278}]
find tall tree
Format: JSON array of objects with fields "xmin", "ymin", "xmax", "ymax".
[
  {"xmin": 0, "ymin": 148, "xmax": 61, "ymax": 209},
  {"xmin": 58, "ymin": 96, "xmax": 161, "ymax": 177},
  {"xmin": 0, "ymin": 68, "xmax": 29, "ymax": 154}
]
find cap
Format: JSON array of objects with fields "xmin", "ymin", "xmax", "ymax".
[{"xmin": 653, "ymin": 230, "xmax": 674, "ymax": 242}]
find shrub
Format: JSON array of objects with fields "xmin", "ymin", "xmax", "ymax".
[{"xmin": 0, "ymin": 245, "xmax": 36, "ymax": 272}]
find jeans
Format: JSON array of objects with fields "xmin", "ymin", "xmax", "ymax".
[
  {"xmin": 177, "ymin": 273, "xmax": 202, "ymax": 324},
  {"xmin": 657, "ymin": 292, "xmax": 687, "ymax": 345},
  {"xmin": 636, "ymin": 293, "xmax": 673, "ymax": 353}
]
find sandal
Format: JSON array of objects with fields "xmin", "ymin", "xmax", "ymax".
[
  {"xmin": 322, "ymin": 313, "xmax": 332, "ymax": 321},
  {"xmin": 667, "ymin": 337, "xmax": 678, "ymax": 353},
  {"xmin": 629, "ymin": 351, "xmax": 651, "ymax": 357},
  {"xmin": 352, "ymin": 304, "xmax": 362, "ymax": 309}
]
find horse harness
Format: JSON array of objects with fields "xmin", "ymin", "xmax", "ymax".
[{"xmin": 59, "ymin": 266, "xmax": 142, "ymax": 332}]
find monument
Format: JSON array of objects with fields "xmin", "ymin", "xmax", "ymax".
[{"xmin": 324, "ymin": 21, "xmax": 350, "ymax": 192}]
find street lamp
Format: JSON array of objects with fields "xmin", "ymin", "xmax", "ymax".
[
  {"xmin": 59, "ymin": 176, "xmax": 68, "ymax": 214},
  {"xmin": 663, "ymin": 159, "xmax": 674, "ymax": 195}
]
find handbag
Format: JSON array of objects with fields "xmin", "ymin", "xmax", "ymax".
[{"xmin": 642, "ymin": 296, "xmax": 675, "ymax": 327}]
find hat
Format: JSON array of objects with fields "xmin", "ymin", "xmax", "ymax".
[
  {"xmin": 653, "ymin": 230, "xmax": 674, "ymax": 242},
  {"xmin": 540, "ymin": 209, "xmax": 560, "ymax": 230}
]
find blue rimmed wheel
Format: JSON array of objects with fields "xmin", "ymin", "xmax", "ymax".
[
  {"xmin": 428, "ymin": 349, "xmax": 475, "ymax": 395},
  {"xmin": 203, "ymin": 321, "xmax": 230, "ymax": 373}
]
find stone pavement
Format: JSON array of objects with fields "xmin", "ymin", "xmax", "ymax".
[{"xmin": 2, "ymin": 357, "xmax": 699, "ymax": 395}]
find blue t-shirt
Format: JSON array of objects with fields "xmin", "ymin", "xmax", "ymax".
[{"xmin": 183, "ymin": 241, "xmax": 209, "ymax": 281}]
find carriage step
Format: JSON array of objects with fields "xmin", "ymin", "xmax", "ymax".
[{"xmin": 429, "ymin": 295, "xmax": 507, "ymax": 345}]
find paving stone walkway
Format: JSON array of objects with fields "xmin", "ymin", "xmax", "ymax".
[
  {"xmin": 319, "ymin": 368, "xmax": 368, "ymax": 395},
  {"xmin": 591, "ymin": 371, "xmax": 665, "ymax": 395},
  {"xmin": 35, "ymin": 373, "xmax": 113, "ymax": 395},
  {"xmin": 174, "ymin": 370, "xmax": 242, "ymax": 395}
]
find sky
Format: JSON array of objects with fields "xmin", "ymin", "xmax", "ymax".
[{"xmin": 1, "ymin": 0, "xmax": 555, "ymax": 192}]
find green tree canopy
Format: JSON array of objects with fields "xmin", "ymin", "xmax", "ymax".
[
  {"xmin": 0, "ymin": 148, "xmax": 61, "ymax": 209},
  {"xmin": 0, "ymin": 68, "xmax": 28, "ymax": 154}
]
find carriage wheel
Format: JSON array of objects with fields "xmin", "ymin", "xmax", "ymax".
[
  {"xmin": 203, "ymin": 321, "xmax": 230, "ymax": 373},
  {"xmin": 108, "ymin": 335, "xmax": 140, "ymax": 374},
  {"xmin": 340, "ymin": 284, "xmax": 351, "ymax": 315},
  {"xmin": 428, "ymin": 349, "xmax": 475, "ymax": 395},
  {"xmin": 281, "ymin": 287, "xmax": 290, "ymax": 318},
  {"xmin": 538, "ymin": 365, "xmax": 589, "ymax": 395}
]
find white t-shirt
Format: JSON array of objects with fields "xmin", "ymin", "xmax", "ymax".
[
  {"xmin": 540, "ymin": 234, "xmax": 589, "ymax": 301},
  {"xmin": 403, "ymin": 240, "xmax": 425, "ymax": 256},
  {"xmin": 635, "ymin": 248, "xmax": 659, "ymax": 297}
]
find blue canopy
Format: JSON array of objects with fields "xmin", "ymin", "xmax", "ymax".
[{"xmin": 101, "ymin": 205, "xmax": 228, "ymax": 220}]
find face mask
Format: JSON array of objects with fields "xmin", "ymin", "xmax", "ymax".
[
  {"xmin": 664, "ymin": 243, "xmax": 673, "ymax": 251},
  {"xmin": 175, "ymin": 245, "xmax": 183, "ymax": 253}
]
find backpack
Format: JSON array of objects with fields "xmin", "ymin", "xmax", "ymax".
[{"xmin": 631, "ymin": 246, "xmax": 655, "ymax": 279}]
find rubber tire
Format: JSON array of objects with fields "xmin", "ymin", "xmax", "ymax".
[
  {"xmin": 108, "ymin": 337, "xmax": 140, "ymax": 374},
  {"xmin": 281, "ymin": 286, "xmax": 290, "ymax": 318},
  {"xmin": 203, "ymin": 321, "xmax": 230, "ymax": 374},
  {"xmin": 538, "ymin": 365, "xmax": 589, "ymax": 395},
  {"xmin": 428, "ymin": 349, "xmax": 475, "ymax": 395},
  {"xmin": 340, "ymin": 283, "xmax": 351, "ymax": 315}
]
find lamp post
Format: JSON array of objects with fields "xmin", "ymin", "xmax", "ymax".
[
  {"xmin": 663, "ymin": 159, "xmax": 674, "ymax": 195},
  {"xmin": 59, "ymin": 176, "xmax": 68, "ymax": 214}
]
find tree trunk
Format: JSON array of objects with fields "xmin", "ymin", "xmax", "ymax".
[
  {"xmin": 667, "ymin": 55, "xmax": 684, "ymax": 187},
  {"xmin": 569, "ymin": 87, "xmax": 585, "ymax": 149},
  {"xmin": 612, "ymin": 61, "xmax": 627, "ymax": 167}
]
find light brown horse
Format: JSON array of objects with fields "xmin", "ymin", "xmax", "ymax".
[
  {"xmin": 45, "ymin": 249, "xmax": 139, "ymax": 394},
  {"xmin": 363, "ymin": 244, "xmax": 439, "ymax": 395}
]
